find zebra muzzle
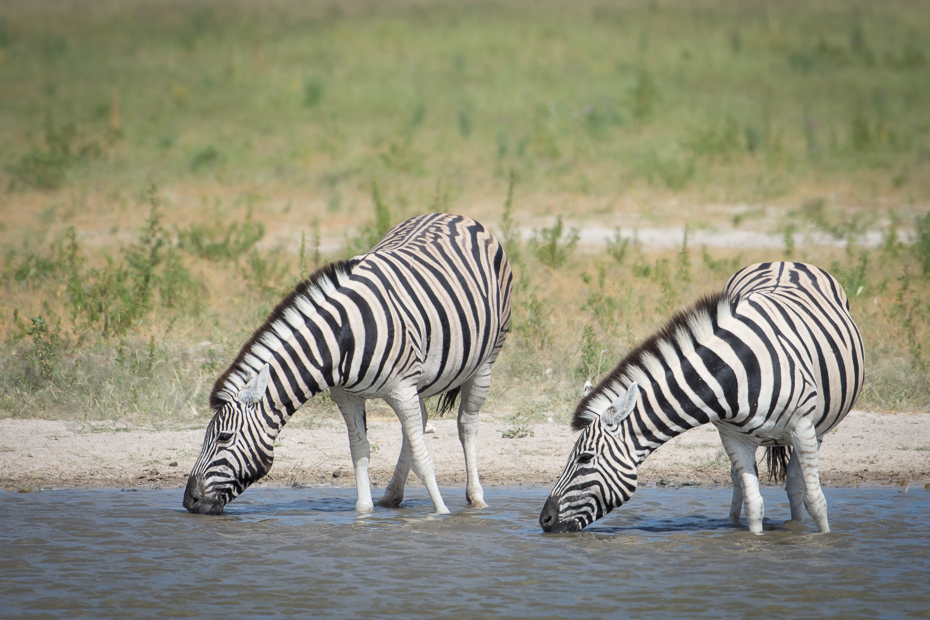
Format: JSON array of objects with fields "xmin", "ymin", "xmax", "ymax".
[
  {"xmin": 183, "ymin": 474, "xmax": 226, "ymax": 515},
  {"xmin": 539, "ymin": 496, "xmax": 582, "ymax": 533}
]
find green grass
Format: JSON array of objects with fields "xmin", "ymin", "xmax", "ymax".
[
  {"xmin": 1, "ymin": 1, "xmax": 927, "ymax": 200},
  {"xmin": 1, "ymin": 0, "xmax": 929, "ymax": 425}
]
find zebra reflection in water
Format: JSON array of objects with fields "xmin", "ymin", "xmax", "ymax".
[
  {"xmin": 540, "ymin": 262, "xmax": 863, "ymax": 534},
  {"xmin": 184, "ymin": 213, "xmax": 512, "ymax": 516}
]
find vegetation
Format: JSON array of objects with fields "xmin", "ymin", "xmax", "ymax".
[{"xmin": 1, "ymin": 0, "xmax": 928, "ymax": 426}]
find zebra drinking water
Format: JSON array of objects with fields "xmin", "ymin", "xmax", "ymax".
[
  {"xmin": 539, "ymin": 262, "xmax": 863, "ymax": 534},
  {"xmin": 183, "ymin": 213, "xmax": 512, "ymax": 515}
]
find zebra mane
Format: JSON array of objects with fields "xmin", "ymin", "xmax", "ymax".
[
  {"xmin": 570, "ymin": 290, "xmax": 736, "ymax": 432},
  {"xmin": 208, "ymin": 259, "xmax": 358, "ymax": 410}
]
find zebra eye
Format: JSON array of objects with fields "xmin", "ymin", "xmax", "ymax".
[
  {"xmin": 216, "ymin": 431, "xmax": 234, "ymax": 445},
  {"xmin": 577, "ymin": 452, "xmax": 595, "ymax": 465}
]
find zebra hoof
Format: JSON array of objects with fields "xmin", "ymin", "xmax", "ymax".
[{"xmin": 375, "ymin": 495, "xmax": 404, "ymax": 508}]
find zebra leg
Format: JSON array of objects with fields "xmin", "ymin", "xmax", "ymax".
[
  {"xmin": 458, "ymin": 365, "xmax": 492, "ymax": 508},
  {"xmin": 376, "ymin": 398, "xmax": 428, "ymax": 508},
  {"xmin": 386, "ymin": 387, "xmax": 450, "ymax": 515},
  {"xmin": 719, "ymin": 434, "xmax": 765, "ymax": 533},
  {"xmin": 785, "ymin": 448, "xmax": 805, "ymax": 522},
  {"xmin": 728, "ymin": 464, "xmax": 743, "ymax": 523},
  {"xmin": 330, "ymin": 388, "xmax": 374, "ymax": 513},
  {"xmin": 790, "ymin": 417, "xmax": 830, "ymax": 532}
]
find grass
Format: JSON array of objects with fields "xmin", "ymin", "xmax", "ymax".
[{"xmin": 0, "ymin": 0, "xmax": 929, "ymax": 425}]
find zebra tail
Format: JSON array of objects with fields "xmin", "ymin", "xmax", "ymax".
[
  {"xmin": 765, "ymin": 446, "xmax": 792, "ymax": 483},
  {"xmin": 435, "ymin": 387, "xmax": 461, "ymax": 418}
]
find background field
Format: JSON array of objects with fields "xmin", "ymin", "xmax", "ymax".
[{"xmin": 1, "ymin": 0, "xmax": 928, "ymax": 429}]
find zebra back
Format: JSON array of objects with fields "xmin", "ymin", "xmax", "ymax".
[{"xmin": 210, "ymin": 213, "xmax": 512, "ymax": 418}]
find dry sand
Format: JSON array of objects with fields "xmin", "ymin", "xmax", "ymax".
[{"xmin": 2, "ymin": 410, "xmax": 929, "ymax": 496}]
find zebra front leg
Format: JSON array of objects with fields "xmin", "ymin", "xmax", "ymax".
[
  {"xmin": 376, "ymin": 398, "xmax": 428, "ymax": 508},
  {"xmin": 330, "ymin": 388, "xmax": 374, "ymax": 513},
  {"xmin": 457, "ymin": 365, "xmax": 492, "ymax": 508},
  {"xmin": 386, "ymin": 387, "xmax": 450, "ymax": 515},
  {"xmin": 719, "ymin": 434, "xmax": 765, "ymax": 533},
  {"xmin": 790, "ymin": 417, "xmax": 830, "ymax": 532},
  {"xmin": 785, "ymin": 448, "xmax": 805, "ymax": 523}
]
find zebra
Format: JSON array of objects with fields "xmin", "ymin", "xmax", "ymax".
[
  {"xmin": 539, "ymin": 262, "xmax": 863, "ymax": 534},
  {"xmin": 183, "ymin": 213, "xmax": 512, "ymax": 516}
]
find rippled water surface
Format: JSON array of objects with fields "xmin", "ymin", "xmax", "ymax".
[{"xmin": 2, "ymin": 486, "xmax": 928, "ymax": 619}]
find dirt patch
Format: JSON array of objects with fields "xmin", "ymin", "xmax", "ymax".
[{"xmin": 2, "ymin": 411, "xmax": 929, "ymax": 495}]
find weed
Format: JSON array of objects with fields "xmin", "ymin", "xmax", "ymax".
[
  {"xmin": 576, "ymin": 324, "xmax": 610, "ymax": 382},
  {"xmin": 684, "ymin": 117, "xmax": 740, "ymax": 160},
  {"xmin": 676, "ymin": 227, "xmax": 691, "ymax": 283},
  {"xmin": 347, "ymin": 182, "xmax": 394, "ymax": 257},
  {"xmin": 6, "ymin": 114, "xmax": 102, "ymax": 190},
  {"xmin": 694, "ymin": 448, "xmax": 730, "ymax": 471},
  {"xmin": 24, "ymin": 315, "xmax": 61, "ymax": 384},
  {"xmin": 457, "ymin": 110, "xmax": 473, "ymax": 138},
  {"xmin": 913, "ymin": 211, "xmax": 930, "ymax": 279},
  {"xmin": 891, "ymin": 271, "xmax": 926, "ymax": 372},
  {"xmin": 499, "ymin": 170, "xmax": 521, "ymax": 264},
  {"xmin": 632, "ymin": 68, "xmax": 656, "ymax": 120},
  {"xmin": 654, "ymin": 258, "xmax": 678, "ymax": 315},
  {"xmin": 783, "ymin": 225, "xmax": 796, "ymax": 260},
  {"xmin": 177, "ymin": 208, "xmax": 265, "ymax": 261},
  {"xmin": 303, "ymin": 77, "xmax": 324, "ymax": 107},
  {"xmin": 605, "ymin": 228, "xmax": 629, "ymax": 264},
  {"xmin": 242, "ymin": 248, "xmax": 289, "ymax": 298},
  {"xmin": 190, "ymin": 146, "xmax": 221, "ymax": 172},
  {"xmin": 831, "ymin": 251, "xmax": 870, "ymax": 297},
  {"xmin": 851, "ymin": 107, "xmax": 871, "ymax": 152},
  {"xmin": 529, "ymin": 216, "xmax": 579, "ymax": 269},
  {"xmin": 502, "ymin": 419, "xmax": 534, "ymax": 439},
  {"xmin": 744, "ymin": 124, "xmax": 765, "ymax": 154},
  {"xmin": 513, "ymin": 286, "xmax": 550, "ymax": 353}
]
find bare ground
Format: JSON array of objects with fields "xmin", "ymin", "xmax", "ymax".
[{"xmin": 2, "ymin": 410, "xmax": 929, "ymax": 496}]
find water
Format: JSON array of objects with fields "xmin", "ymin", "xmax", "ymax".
[{"xmin": 1, "ymin": 486, "xmax": 928, "ymax": 619}]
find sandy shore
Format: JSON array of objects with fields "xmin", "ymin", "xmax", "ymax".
[{"xmin": 2, "ymin": 410, "xmax": 929, "ymax": 496}]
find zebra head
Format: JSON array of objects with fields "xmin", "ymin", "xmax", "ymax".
[
  {"xmin": 183, "ymin": 365, "xmax": 275, "ymax": 515},
  {"xmin": 539, "ymin": 382, "xmax": 640, "ymax": 533}
]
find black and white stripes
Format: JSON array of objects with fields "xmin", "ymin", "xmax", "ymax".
[
  {"xmin": 184, "ymin": 213, "xmax": 512, "ymax": 515},
  {"xmin": 540, "ymin": 262, "xmax": 863, "ymax": 533}
]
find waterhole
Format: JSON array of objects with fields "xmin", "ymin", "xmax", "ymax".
[{"xmin": 1, "ymin": 486, "xmax": 927, "ymax": 618}]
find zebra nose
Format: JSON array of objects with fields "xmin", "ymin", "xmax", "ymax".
[
  {"xmin": 183, "ymin": 474, "xmax": 211, "ymax": 514},
  {"xmin": 539, "ymin": 496, "xmax": 560, "ymax": 532}
]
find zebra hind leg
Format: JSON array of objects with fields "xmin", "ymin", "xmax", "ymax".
[
  {"xmin": 376, "ymin": 398, "xmax": 428, "ymax": 508},
  {"xmin": 386, "ymin": 387, "xmax": 450, "ymax": 515},
  {"xmin": 785, "ymin": 448, "xmax": 805, "ymax": 522},
  {"xmin": 457, "ymin": 365, "xmax": 493, "ymax": 508},
  {"xmin": 790, "ymin": 417, "xmax": 830, "ymax": 532},
  {"xmin": 719, "ymin": 434, "xmax": 765, "ymax": 533},
  {"xmin": 728, "ymin": 464, "xmax": 743, "ymax": 523},
  {"xmin": 330, "ymin": 388, "xmax": 375, "ymax": 513}
]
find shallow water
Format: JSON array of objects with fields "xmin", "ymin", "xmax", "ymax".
[{"xmin": 1, "ymin": 485, "xmax": 928, "ymax": 619}]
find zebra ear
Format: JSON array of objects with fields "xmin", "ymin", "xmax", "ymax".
[
  {"xmin": 602, "ymin": 382, "xmax": 639, "ymax": 431},
  {"xmin": 582, "ymin": 381, "xmax": 594, "ymax": 398},
  {"xmin": 238, "ymin": 364, "xmax": 270, "ymax": 405}
]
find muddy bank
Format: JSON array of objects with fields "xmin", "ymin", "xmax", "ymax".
[{"xmin": 2, "ymin": 411, "xmax": 929, "ymax": 493}]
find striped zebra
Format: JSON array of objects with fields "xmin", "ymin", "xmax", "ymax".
[
  {"xmin": 539, "ymin": 262, "xmax": 863, "ymax": 534},
  {"xmin": 183, "ymin": 213, "xmax": 512, "ymax": 516}
]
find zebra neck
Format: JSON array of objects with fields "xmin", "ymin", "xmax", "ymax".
[
  {"xmin": 624, "ymin": 396, "xmax": 711, "ymax": 465},
  {"xmin": 264, "ymin": 344, "xmax": 343, "ymax": 419}
]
